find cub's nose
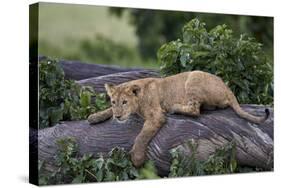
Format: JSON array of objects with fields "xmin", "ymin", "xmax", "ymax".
[{"xmin": 115, "ymin": 115, "xmax": 121, "ymax": 119}]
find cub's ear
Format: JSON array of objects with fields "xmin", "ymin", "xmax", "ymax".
[
  {"xmin": 105, "ymin": 83, "xmax": 115, "ymax": 96},
  {"xmin": 130, "ymin": 85, "xmax": 141, "ymax": 96}
]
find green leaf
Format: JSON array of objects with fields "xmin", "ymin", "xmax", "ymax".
[
  {"xmin": 80, "ymin": 91, "xmax": 92, "ymax": 108},
  {"xmin": 39, "ymin": 58, "xmax": 107, "ymax": 128},
  {"xmin": 72, "ymin": 174, "xmax": 84, "ymax": 183},
  {"xmin": 157, "ymin": 19, "xmax": 273, "ymax": 105},
  {"xmin": 49, "ymin": 107, "xmax": 64, "ymax": 124},
  {"xmin": 230, "ymin": 158, "xmax": 237, "ymax": 172}
]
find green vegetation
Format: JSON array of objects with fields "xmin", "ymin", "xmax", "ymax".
[
  {"xmin": 39, "ymin": 58, "xmax": 109, "ymax": 128},
  {"xmin": 110, "ymin": 8, "xmax": 273, "ymax": 62},
  {"xmin": 157, "ymin": 19, "xmax": 273, "ymax": 105},
  {"xmin": 39, "ymin": 137, "xmax": 159, "ymax": 185},
  {"xmin": 39, "ymin": 34, "xmax": 157, "ymax": 69},
  {"xmin": 39, "ymin": 3, "xmax": 273, "ymax": 70},
  {"xmin": 38, "ymin": 3, "xmax": 157, "ymax": 69},
  {"xmin": 169, "ymin": 140, "xmax": 237, "ymax": 177},
  {"xmin": 77, "ymin": 35, "xmax": 158, "ymax": 69},
  {"xmin": 39, "ymin": 138, "xmax": 260, "ymax": 185},
  {"xmin": 39, "ymin": 3, "xmax": 137, "ymax": 50}
]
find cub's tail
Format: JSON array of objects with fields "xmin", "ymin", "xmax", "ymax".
[{"xmin": 229, "ymin": 94, "xmax": 269, "ymax": 124}]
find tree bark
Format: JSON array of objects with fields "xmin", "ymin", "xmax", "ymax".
[
  {"xmin": 37, "ymin": 105, "xmax": 273, "ymax": 176},
  {"xmin": 59, "ymin": 59, "xmax": 154, "ymax": 80},
  {"xmin": 76, "ymin": 70, "xmax": 160, "ymax": 93},
  {"xmin": 39, "ymin": 55, "xmax": 154, "ymax": 80}
]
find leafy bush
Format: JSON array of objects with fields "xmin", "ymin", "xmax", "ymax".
[
  {"xmin": 39, "ymin": 58, "xmax": 109, "ymax": 128},
  {"xmin": 137, "ymin": 160, "xmax": 160, "ymax": 179},
  {"xmin": 110, "ymin": 9, "xmax": 273, "ymax": 61},
  {"xmin": 39, "ymin": 138, "xmax": 265, "ymax": 185},
  {"xmin": 169, "ymin": 140, "xmax": 237, "ymax": 177},
  {"xmin": 157, "ymin": 19, "xmax": 273, "ymax": 104},
  {"xmin": 39, "ymin": 137, "xmax": 159, "ymax": 185},
  {"xmin": 169, "ymin": 140, "xmax": 204, "ymax": 176}
]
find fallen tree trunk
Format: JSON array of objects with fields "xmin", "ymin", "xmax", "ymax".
[
  {"xmin": 39, "ymin": 55, "xmax": 150, "ymax": 80},
  {"xmin": 60, "ymin": 60, "xmax": 152, "ymax": 80},
  {"xmin": 37, "ymin": 105, "xmax": 273, "ymax": 176},
  {"xmin": 76, "ymin": 70, "xmax": 160, "ymax": 93}
]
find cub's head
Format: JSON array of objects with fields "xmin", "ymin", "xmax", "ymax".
[{"xmin": 105, "ymin": 83, "xmax": 141, "ymax": 122}]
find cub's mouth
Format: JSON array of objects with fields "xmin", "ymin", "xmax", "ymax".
[{"xmin": 114, "ymin": 115, "xmax": 128, "ymax": 123}]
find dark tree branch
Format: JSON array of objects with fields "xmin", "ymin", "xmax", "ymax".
[
  {"xmin": 76, "ymin": 70, "xmax": 160, "ymax": 93},
  {"xmin": 37, "ymin": 105, "xmax": 273, "ymax": 176},
  {"xmin": 39, "ymin": 55, "xmax": 155, "ymax": 80}
]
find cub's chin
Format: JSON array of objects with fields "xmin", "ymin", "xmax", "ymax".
[
  {"xmin": 115, "ymin": 118, "xmax": 128, "ymax": 123},
  {"xmin": 114, "ymin": 116, "xmax": 129, "ymax": 123},
  {"xmin": 117, "ymin": 119, "xmax": 128, "ymax": 124}
]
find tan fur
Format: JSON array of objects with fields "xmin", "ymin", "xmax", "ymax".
[
  {"xmin": 88, "ymin": 71, "xmax": 269, "ymax": 167},
  {"xmin": 88, "ymin": 108, "xmax": 112, "ymax": 124}
]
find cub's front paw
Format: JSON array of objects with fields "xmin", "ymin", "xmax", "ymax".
[
  {"xmin": 87, "ymin": 114, "xmax": 99, "ymax": 125},
  {"xmin": 130, "ymin": 148, "xmax": 146, "ymax": 168}
]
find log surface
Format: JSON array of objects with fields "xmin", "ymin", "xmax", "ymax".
[
  {"xmin": 76, "ymin": 70, "xmax": 160, "ymax": 93},
  {"xmin": 37, "ymin": 105, "xmax": 273, "ymax": 176},
  {"xmin": 60, "ymin": 60, "xmax": 153, "ymax": 80},
  {"xmin": 39, "ymin": 56, "xmax": 153, "ymax": 80}
]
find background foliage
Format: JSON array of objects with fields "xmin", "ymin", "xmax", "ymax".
[
  {"xmin": 157, "ymin": 19, "xmax": 273, "ymax": 104},
  {"xmin": 39, "ymin": 3, "xmax": 273, "ymax": 69},
  {"xmin": 39, "ymin": 58, "xmax": 109, "ymax": 128},
  {"xmin": 110, "ymin": 8, "xmax": 273, "ymax": 62}
]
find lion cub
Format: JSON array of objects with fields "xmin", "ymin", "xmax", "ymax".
[{"xmin": 88, "ymin": 71, "xmax": 269, "ymax": 167}]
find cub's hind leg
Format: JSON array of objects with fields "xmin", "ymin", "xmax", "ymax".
[{"xmin": 170, "ymin": 100, "xmax": 201, "ymax": 116}]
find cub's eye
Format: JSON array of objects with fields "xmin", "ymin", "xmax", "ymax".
[
  {"xmin": 122, "ymin": 100, "xmax": 127, "ymax": 105},
  {"xmin": 112, "ymin": 100, "xmax": 116, "ymax": 105}
]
